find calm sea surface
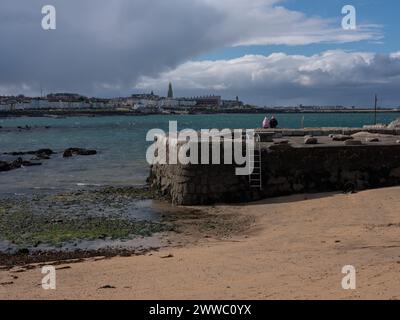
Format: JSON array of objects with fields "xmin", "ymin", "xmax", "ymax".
[{"xmin": 1, "ymin": 112, "xmax": 400, "ymax": 195}]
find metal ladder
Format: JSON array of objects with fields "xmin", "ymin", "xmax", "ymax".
[{"xmin": 248, "ymin": 134, "xmax": 262, "ymax": 190}]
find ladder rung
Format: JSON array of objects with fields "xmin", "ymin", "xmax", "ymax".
[{"xmin": 249, "ymin": 145, "xmax": 262, "ymax": 190}]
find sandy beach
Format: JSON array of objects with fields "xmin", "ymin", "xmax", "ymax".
[{"xmin": 1, "ymin": 186, "xmax": 400, "ymax": 300}]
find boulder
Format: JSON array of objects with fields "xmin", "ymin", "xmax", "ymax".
[
  {"xmin": 11, "ymin": 157, "xmax": 41, "ymax": 169},
  {"xmin": 0, "ymin": 161, "xmax": 11, "ymax": 172},
  {"xmin": 9, "ymin": 157, "xmax": 23, "ymax": 170},
  {"xmin": 31, "ymin": 149, "xmax": 53, "ymax": 160},
  {"xmin": 388, "ymin": 118, "xmax": 400, "ymax": 129},
  {"xmin": 304, "ymin": 136, "xmax": 318, "ymax": 145},
  {"xmin": 63, "ymin": 148, "xmax": 97, "ymax": 158},
  {"xmin": 0, "ymin": 158, "xmax": 41, "ymax": 172},
  {"xmin": 343, "ymin": 182, "xmax": 357, "ymax": 194}
]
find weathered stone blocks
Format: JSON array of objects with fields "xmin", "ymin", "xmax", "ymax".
[{"xmin": 149, "ymin": 143, "xmax": 400, "ymax": 205}]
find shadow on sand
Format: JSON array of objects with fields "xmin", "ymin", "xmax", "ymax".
[{"xmin": 227, "ymin": 190, "xmax": 346, "ymax": 207}]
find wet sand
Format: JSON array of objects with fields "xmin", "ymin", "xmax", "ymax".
[{"xmin": 2, "ymin": 186, "xmax": 400, "ymax": 300}]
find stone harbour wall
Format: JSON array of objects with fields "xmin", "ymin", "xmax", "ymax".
[
  {"xmin": 148, "ymin": 130, "xmax": 400, "ymax": 205},
  {"xmin": 259, "ymin": 144, "xmax": 400, "ymax": 198},
  {"xmin": 149, "ymin": 163, "xmax": 250, "ymax": 205}
]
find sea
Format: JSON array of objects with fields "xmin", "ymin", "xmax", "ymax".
[{"xmin": 1, "ymin": 112, "xmax": 400, "ymax": 196}]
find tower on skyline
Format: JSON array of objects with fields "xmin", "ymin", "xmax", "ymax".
[{"xmin": 167, "ymin": 82, "xmax": 173, "ymax": 99}]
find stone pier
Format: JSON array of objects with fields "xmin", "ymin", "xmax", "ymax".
[{"xmin": 148, "ymin": 128, "xmax": 400, "ymax": 205}]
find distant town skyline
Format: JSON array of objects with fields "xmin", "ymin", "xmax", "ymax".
[{"xmin": 0, "ymin": 0, "xmax": 400, "ymax": 107}]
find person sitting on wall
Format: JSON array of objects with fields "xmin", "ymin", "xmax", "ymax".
[
  {"xmin": 262, "ymin": 116, "xmax": 270, "ymax": 129},
  {"xmin": 270, "ymin": 116, "xmax": 278, "ymax": 129}
]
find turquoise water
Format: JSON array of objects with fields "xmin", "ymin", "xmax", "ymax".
[{"xmin": 1, "ymin": 112, "xmax": 399, "ymax": 195}]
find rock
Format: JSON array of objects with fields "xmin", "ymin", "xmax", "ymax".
[
  {"xmin": 63, "ymin": 150, "xmax": 73, "ymax": 157},
  {"xmin": 32, "ymin": 154, "xmax": 50, "ymax": 160},
  {"xmin": 20, "ymin": 161, "xmax": 42, "ymax": 167},
  {"xmin": 32, "ymin": 149, "xmax": 54, "ymax": 157},
  {"xmin": 98, "ymin": 285, "xmax": 116, "ymax": 289},
  {"xmin": 9, "ymin": 158, "xmax": 23, "ymax": 170},
  {"xmin": 331, "ymin": 135, "xmax": 354, "ymax": 142},
  {"xmin": 5, "ymin": 151, "xmax": 21, "ymax": 156},
  {"xmin": 304, "ymin": 136, "xmax": 318, "ymax": 144},
  {"xmin": 397, "ymin": 140, "xmax": 400, "ymax": 144},
  {"xmin": 63, "ymin": 148, "xmax": 97, "ymax": 158},
  {"xmin": 29, "ymin": 149, "xmax": 53, "ymax": 160},
  {"xmin": 5, "ymin": 149, "xmax": 54, "ymax": 158},
  {"xmin": 269, "ymin": 140, "xmax": 291, "ymax": 150},
  {"xmin": 17, "ymin": 126, "xmax": 31, "ymax": 130},
  {"xmin": 0, "ymin": 158, "xmax": 41, "ymax": 172},
  {"xmin": 12, "ymin": 157, "xmax": 41, "ymax": 168},
  {"xmin": 343, "ymin": 182, "xmax": 357, "ymax": 194},
  {"xmin": 388, "ymin": 118, "xmax": 400, "ymax": 129},
  {"xmin": 344, "ymin": 140, "xmax": 363, "ymax": 146},
  {"xmin": 0, "ymin": 161, "xmax": 11, "ymax": 172}
]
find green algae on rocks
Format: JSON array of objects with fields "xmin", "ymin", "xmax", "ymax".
[{"xmin": 0, "ymin": 186, "xmax": 174, "ymax": 248}]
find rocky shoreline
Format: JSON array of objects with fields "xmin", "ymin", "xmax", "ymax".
[
  {"xmin": 0, "ymin": 185, "xmax": 254, "ymax": 268},
  {"xmin": 0, "ymin": 147, "xmax": 97, "ymax": 172},
  {"xmin": 0, "ymin": 186, "xmax": 168, "ymax": 266},
  {"xmin": 0, "ymin": 247, "xmax": 156, "ymax": 269}
]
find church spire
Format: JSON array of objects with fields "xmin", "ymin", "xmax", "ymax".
[{"xmin": 167, "ymin": 82, "xmax": 174, "ymax": 98}]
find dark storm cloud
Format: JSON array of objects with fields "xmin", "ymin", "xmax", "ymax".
[
  {"xmin": 0, "ymin": 0, "xmax": 225, "ymax": 96},
  {"xmin": 0, "ymin": 0, "xmax": 382, "ymax": 98}
]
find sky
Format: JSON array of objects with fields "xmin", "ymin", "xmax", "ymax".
[{"xmin": 0, "ymin": 0, "xmax": 399, "ymax": 107}]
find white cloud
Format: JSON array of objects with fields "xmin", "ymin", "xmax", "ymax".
[
  {"xmin": 202, "ymin": 0, "xmax": 382, "ymax": 46},
  {"xmin": 136, "ymin": 50, "xmax": 400, "ymax": 106}
]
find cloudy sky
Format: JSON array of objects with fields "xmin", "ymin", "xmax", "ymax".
[{"xmin": 1, "ymin": 0, "xmax": 399, "ymax": 106}]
